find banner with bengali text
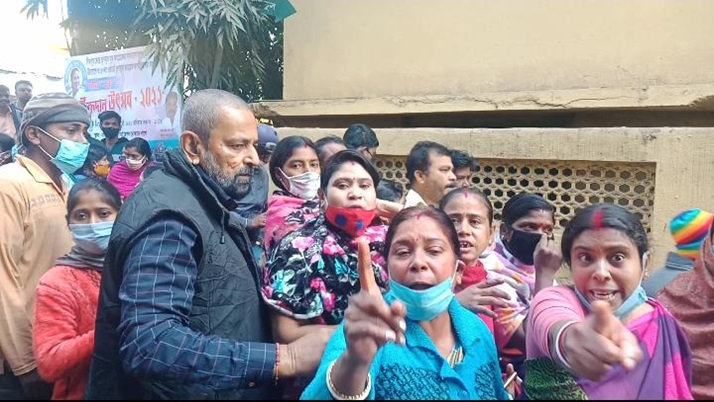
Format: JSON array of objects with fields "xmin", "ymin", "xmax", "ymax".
[{"xmin": 64, "ymin": 46, "xmax": 181, "ymax": 159}]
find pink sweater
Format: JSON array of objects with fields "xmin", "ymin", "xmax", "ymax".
[
  {"xmin": 526, "ymin": 286, "xmax": 587, "ymax": 360},
  {"xmin": 33, "ymin": 266, "xmax": 100, "ymax": 400}
]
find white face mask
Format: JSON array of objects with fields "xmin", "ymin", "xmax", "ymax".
[
  {"xmin": 279, "ymin": 168, "xmax": 320, "ymax": 200},
  {"xmin": 126, "ymin": 157, "xmax": 146, "ymax": 171}
]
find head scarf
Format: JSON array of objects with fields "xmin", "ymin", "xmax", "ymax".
[
  {"xmin": 55, "ymin": 245, "xmax": 105, "ymax": 271},
  {"xmin": 658, "ymin": 226, "xmax": 714, "ymax": 399}
]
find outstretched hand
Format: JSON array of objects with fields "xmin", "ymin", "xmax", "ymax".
[
  {"xmin": 456, "ymin": 277, "xmax": 510, "ymax": 317},
  {"xmin": 562, "ymin": 301, "xmax": 643, "ymax": 381}
]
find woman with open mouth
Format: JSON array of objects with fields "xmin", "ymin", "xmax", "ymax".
[
  {"xmin": 523, "ymin": 203, "xmax": 693, "ymax": 399},
  {"xmin": 439, "ymin": 188, "xmax": 511, "ymax": 334},
  {"xmin": 301, "ymin": 206, "xmax": 509, "ymax": 400}
]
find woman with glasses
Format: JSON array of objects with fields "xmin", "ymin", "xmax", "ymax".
[{"xmin": 107, "ymin": 137, "xmax": 154, "ymax": 199}]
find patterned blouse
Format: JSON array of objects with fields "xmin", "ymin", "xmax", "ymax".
[
  {"xmin": 264, "ymin": 191, "xmax": 322, "ymax": 255},
  {"xmin": 261, "ymin": 215, "xmax": 389, "ymax": 325}
]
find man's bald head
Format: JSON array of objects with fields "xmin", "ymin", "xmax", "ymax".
[{"xmin": 181, "ymin": 89, "xmax": 251, "ymax": 142}]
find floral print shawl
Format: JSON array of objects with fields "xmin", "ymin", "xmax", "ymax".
[{"xmin": 261, "ymin": 215, "xmax": 389, "ymax": 325}]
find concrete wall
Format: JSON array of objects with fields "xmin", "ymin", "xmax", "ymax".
[
  {"xmin": 277, "ymin": 0, "xmax": 714, "ymax": 116},
  {"xmin": 276, "ymin": 126, "xmax": 714, "ymax": 272},
  {"xmin": 262, "ymin": 1, "xmax": 714, "ymax": 273}
]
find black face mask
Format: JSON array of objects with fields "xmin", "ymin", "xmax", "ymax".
[
  {"xmin": 503, "ymin": 227, "xmax": 542, "ymax": 265},
  {"xmin": 102, "ymin": 127, "xmax": 120, "ymax": 138}
]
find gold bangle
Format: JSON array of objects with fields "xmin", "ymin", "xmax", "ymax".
[{"xmin": 326, "ymin": 360, "xmax": 371, "ymax": 400}]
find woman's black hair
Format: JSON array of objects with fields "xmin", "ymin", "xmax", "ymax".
[
  {"xmin": 561, "ymin": 203, "xmax": 649, "ymax": 266},
  {"xmin": 343, "ymin": 123, "xmax": 379, "ymax": 149},
  {"xmin": 502, "ymin": 192, "xmax": 555, "ymax": 227},
  {"xmin": 76, "ymin": 143, "xmax": 108, "ymax": 176},
  {"xmin": 320, "ymin": 149, "xmax": 380, "ymax": 191},
  {"xmin": 439, "ymin": 187, "xmax": 494, "ymax": 224},
  {"xmin": 384, "ymin": 206, "xmax": 461, "ymax": 260},
  {"xmin": 314, "ymin": 135, "xmax": 346, "ymax": 164},
  {"xmin": 124, "ymin": 137, "xmax": 152, "ymax": 160},
  {"xmin": 376, "ymin": 179, "xmax": 404, "ymax": 203},
  {"xmin": 268, "ymin": 135, "xmax": 317, "ymax": 192},
  {"xmin": 66, "ymin": 177, "xmax": 122, "ymax": 220}
]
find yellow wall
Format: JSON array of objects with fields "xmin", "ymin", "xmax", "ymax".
[
  {"xmin": 262, "ymin": 0, "xmax": 714, "ymax": 272},
  {"xmin": 281, "ymin": 0, "xmax": 714, "ymax": 115}
]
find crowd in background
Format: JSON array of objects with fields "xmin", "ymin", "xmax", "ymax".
[{"xmin": 0, "ymin": 84, "xmax": 711, "ymax": 400}]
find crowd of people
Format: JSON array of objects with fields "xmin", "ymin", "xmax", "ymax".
[{"xmin": 0, "ymin": 84, "xmax": 711, "ymax": 400}]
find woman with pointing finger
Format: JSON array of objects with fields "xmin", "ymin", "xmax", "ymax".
[
  {"xmin": 524, "ymin": 203, "xmax": 693, "ymax": 399},
  {"xmin": 301, "ymin": 206, "xmax": 509, "ymax": 400}
]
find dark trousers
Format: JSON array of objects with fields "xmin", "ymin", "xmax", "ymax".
[
  {"xmin": 0, "ymin": 364, "xmax": 52, "ymax": 400},
  {"xmin": 0, "ymin": 367, "xmax": 24, "ymax": 400}
]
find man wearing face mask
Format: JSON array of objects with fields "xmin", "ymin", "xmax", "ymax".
[
  {"xmin": 0, "ymin": 93, "xmax": 90, "ymax": 399},
  {"xmin": 232, "ymin": 123, "xmax": 279, "ymax": 265},
  {"xmin": 85, "ymin": 90, "xmax": 331, "ymax": 400},
  {"xmin": 98, "ymin": 110, "xmax": 128, "ymax": 165}
]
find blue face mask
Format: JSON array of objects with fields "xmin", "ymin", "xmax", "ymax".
[
  {"xmin": 69, "ymin": 221, "xmax": 114, "ymax": 255},
  {"xmin": 574, "ymin": 253, "xmax": 649, "ymax": 319},
  {"xmin": 36, "ymin": 127, "xmax": 89, "ymax": 175},
  {"xmin": 387, "ymin": 275, "xmax": 455, "ymax": 321},
  {"xmin": 10, "ymin": 144, "xmax": 21, "ymax": 161}
]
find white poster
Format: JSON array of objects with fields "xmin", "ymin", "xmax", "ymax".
[{"xmin": 63, "ymin": 46, "xmax": 181, "ymax": 156}]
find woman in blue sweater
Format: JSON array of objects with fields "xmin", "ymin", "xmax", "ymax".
[{"xmin": 301, "ymin": 206, "xmax": 509, "ymax": 400}]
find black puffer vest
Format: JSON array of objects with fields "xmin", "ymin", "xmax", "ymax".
[{"xmin": 85, "ymin": 149, "xmax": 273, "ymax": 399}]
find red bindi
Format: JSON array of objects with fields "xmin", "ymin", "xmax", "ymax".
[{"xmin": 593, "ymin": 209, "xmax": 604, "ymax": 230}]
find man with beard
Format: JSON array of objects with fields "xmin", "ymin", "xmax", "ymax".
[
  {"xmin": 98, "ymin": 110, "xmax": 128, "ymax": 165},
  {"xmin": 85, "ymin": 89, "xmax": 330, "ymax": 400},
  {"xmin": 232, "ymin": 123, "xmax": 278, "ymax": 266}
]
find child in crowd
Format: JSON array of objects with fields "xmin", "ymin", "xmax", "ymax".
[{"xmin": 33, "ymin": 179, "xmax": 122, "ymax": 400}]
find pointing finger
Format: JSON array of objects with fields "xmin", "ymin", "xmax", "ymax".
[
  {"xmin": 357, "ymin": 237, "xmax": 381, "ymax": 298},
  {"xmin": 591, "ymin": 300, "xmax": 617, "ymax": 339}
]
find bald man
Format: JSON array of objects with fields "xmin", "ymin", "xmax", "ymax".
[{"xmin": 86, "ymin": 90, "xmax": 331, "ymax": 400}]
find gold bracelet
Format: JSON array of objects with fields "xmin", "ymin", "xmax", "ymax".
[{"xmin": 326, "ymin": 360, "xmax": 371, "ymax": 400}]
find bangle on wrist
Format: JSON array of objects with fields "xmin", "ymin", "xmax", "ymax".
[
  {"xmin": 554, "ymin": 321, "xmax": 578, "ymax": 370},
  {"xmin": 326, "ymin": 359, "xmax": 371, "ymax": 400}
]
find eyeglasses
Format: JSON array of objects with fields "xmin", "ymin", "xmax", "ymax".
[{"xmin": 362, "ymin": 147, "xmax": 376, "ymax": 159}]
